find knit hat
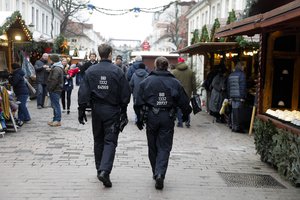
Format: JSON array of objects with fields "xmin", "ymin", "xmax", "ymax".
[
  {"xmin": 50, "ymin": 54, "xmax": 60, "ymax": 63},
  {"xmin": 178, "ymin": 57, "xmax": 185, "ymax": 63},
  {"xmin": 116, "ymin": 55, "xmax": 122, "ymax": 61},
  {"xmin": 135, "ymin": 55, "xmax": 142, "ymax": 62}
]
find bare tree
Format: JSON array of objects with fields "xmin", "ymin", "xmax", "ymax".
[{"xmin": 52, "ymin": 0, "xmax": 89, "ymax": 36}]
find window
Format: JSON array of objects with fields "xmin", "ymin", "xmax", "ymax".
[
  {"xmin": 196, "ymin": 16, "xmax": 199, "ymax": 29},
  {"xmin": 42, "ymin": 13, "xmax": 45, "ymax": 33},
  {"xmin": 46, "ymin": 16, "xmax": 48, "ymax": 34},
  {"xmin": 5, "ymin": 1, "xmax": 10, "ymax": 10},
  {"xmin": 202, "ymin": 13, "xmax": 205, "ymax": 27},
  {"xmin": 36, "ymin": 9, "xmax": 39, "ymax": 31},
  {"xmin": 205, "ymin": 11, "xmax": 208, "ymax": 24},
  {"xmin": 217, "ymin": 3, "xmax": 221, "ymax": 18},
  {"xmin": 212, "ymin": 6, "xmax": 215, "ymax": 23},
  {"xmin": 71, "ymin": 38, "xmax": 77, "ymax": 43},
  {"xmin": 31, "ymin": 7, "xmax": 34, "ymax": 25},
  {"xmin": 16, "ymin": 0, "xmax": 20, "ymax": 10},
  {"xmin": 22, "ymin": 2, "xmax": 26, "ymax": 17},
  {"xmin": 225, "ymin": 0, "xmax": 229, "ymax": 13}
]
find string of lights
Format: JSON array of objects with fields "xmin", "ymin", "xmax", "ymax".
[{"xmin": 86, "ymin": 1, "xmax": 176, "ymax": 15}]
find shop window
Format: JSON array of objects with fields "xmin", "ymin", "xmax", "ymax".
[
  {"xmin": 274, "ymin": 35, "xmax": 296, "ymax": 52},
  {"xmin": 272, "ymin": 58, "xmax": 294, "ymax": 109}
]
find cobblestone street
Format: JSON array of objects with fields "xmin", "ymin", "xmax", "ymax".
[{"xmin": 0, "ymin": 87, "xmax": 299, "ymax": 200}]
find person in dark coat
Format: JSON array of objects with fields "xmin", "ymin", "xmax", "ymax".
[
  {"xmin": 227, "ymin": 61, "xmax": 247, "ymax": 133},
  {"xmin": 126, "ymin": 55, "xmax": 144, "ymax": 81},
  {"xmin": 34, "ymin": 53, "xmax": 50, "ymax": 109},
  {"xmin": 129, "ymin": 63, "xmax": 149, "ymax": 103},
  {"xmin": 135, "ymin": 56, "xmax": 192, "ymax": 190},
  {"xmin": 209, "ymin": 64, "xmax": 227, "ymax": 123},
  {"xmin": 61, "ymin": 58, "xmax": 73, "ymax": 114},
  {"xmin": 79, "ymin": 53, "xmax": 98, "ymax": 78},
  {"xmin": 78, "ymin": 44, "xmax": 131, "ymax": 188},
  {"xmin": 47, "ymin": 54, "xmax": 64, "ymax": 127},
  {"xmin": 9, "ymin": 63, "xmax": 31, "ymax": 126},
  {"xmin": 172, "ymin": 57, "xmax": 197, "ymax": 128},
  {"xmin": 115, "ymin": 55, "xmax": 127, "ymax": 74}
]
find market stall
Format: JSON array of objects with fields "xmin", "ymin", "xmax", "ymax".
[
  {"xmin": 215, "ymin": 0, "xmax": 300, "ymax": 134},
  {"xmin": 0, "ymin": 11, "xmax": 33, "ymax": 135},
  {"xmin": 0, "ymin": 11, "xmax": 32, "ymax": 73},
  {"xmin": 215, "ymin": 0, "xmax": 300, "ymax": 186}
]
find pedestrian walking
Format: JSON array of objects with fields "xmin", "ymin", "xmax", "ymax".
[
  {"xmin": 8, "ymin": 63, "xmax": 31, "ymax": 126},
  {"xmin": 209, "ymin": 63, "xmax": 227, "ymax": 123},
  {"xmin": 129, "ymin": 62, "xmax": 149, "ymax": 104},
  {"xmin": 78, "ymin": 44, "xmax": 131, "ymax": 188},
  {"xmin": 34, "ymin": 53, "xmax": 50, "ymax": 109},
  {"xmin": 172, "ymin": 57, "xmax": 197, "ymax": 128},
  {"xmin": 47, "ymin": 54, "xmax": 64, "ymax": 127},
  {"xmin": 61, "ymin": 58, "xmax": 73, "ymax": 114},
  {"xmin": 126, "ymin": 55, "xmax": 144, "ymax": 81},
  {"xmin": 227, "ymin": 60, "xmax": 247, "ymax": 133},
  {"xmin": 115, "ymin": 55, "xmax": 127, "ymax": 74},
  {"xmin": 135, "ymin": 56, "xmax": 192, "ymax": 190}
]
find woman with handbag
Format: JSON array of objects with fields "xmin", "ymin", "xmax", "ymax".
[{"xmin": 61, "ymin": 58, "xmax": 74, "ymax": 114}]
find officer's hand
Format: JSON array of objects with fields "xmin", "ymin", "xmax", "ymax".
[
  {"xmin": 119, "ymin": 113, "xmax": 128, "ymax": 132},
  {"xmin": 78, "ymin": 106, "xmax": 87, "ymax": 125},
  {"xmin": 136, "ymin": 121, "xmax": 144, "ymax": 130},
  {"xmin": 182, "ymin": 114, "xmax": 189, "ymax": 123}
]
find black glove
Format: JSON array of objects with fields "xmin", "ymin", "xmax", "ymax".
[
  {"xmin": 136, "ymin": 120, "xmax": 144, "ymax": 130},
  {"xmin": 119, "ymin": 112, "xmax": 128, "ymax": 132},
  {"xmin": 182, "ymin": 114, "xmax": 189, "ymax": 123},
  {"xmin": 78, "ymin": 105, "xmax": 87, "ymax": 125}
]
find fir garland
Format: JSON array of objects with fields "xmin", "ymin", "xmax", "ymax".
[
  {"xmin": 0, "ymin": 11, "xmax": 32, "ymax": 40},
  {"xmin": 200, "ymin": 25, "xmax": 209, "ymax": 42},
  {"xmin": 210, "ymin": 18, "xmax": 220, "ymax": 42},
  {"xmin": 191, "ymin": 29, "xmax": 200, "ymax": 45}
]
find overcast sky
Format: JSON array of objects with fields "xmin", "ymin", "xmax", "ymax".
[{"xmin": 87, "ymin": 0, "xmax": 176, "ymax": 41}]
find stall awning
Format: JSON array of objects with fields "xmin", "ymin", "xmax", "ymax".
[
  {"xmin": 215, "ymin": 0, "xmax": 300, "ymax": 38},
  {"xmin": 175, "ymin": 42, "xmax": 239, "ymax": 55},
  {"xmin": 0, "ymin": 11, "xmax": 32, "ymax": 41}
]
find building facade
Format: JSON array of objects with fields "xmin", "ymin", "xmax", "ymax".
[
  {"xmin": 0, "ymin": 0, "xmax": 63, "ymax": 42},
  {"xmin": 186, "ymin": 0, "xmax": 246, "ymax": 83},
  {"xmin": 65, "ymin": 21, "xmax": 106, "ymax": 58},
  {"xmin": 149, "ymin": 1, "xmax": 196, "ymax": 52}
]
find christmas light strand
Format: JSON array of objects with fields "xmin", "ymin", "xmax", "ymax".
[{"xmin": 86, "ymin": 1, "xmax": 176, "ymax": 15}]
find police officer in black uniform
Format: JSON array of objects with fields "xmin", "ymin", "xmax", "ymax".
[
  {"xmin": 78, "ymin": 44, "xmax": 131, "ymax": 188},
  {"xmin": 135, "ymin": 56, "xmax": 192, "ymax": 190}
]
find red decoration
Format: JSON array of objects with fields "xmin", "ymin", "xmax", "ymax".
[{"xmin": 141, "ymin": 40, "xmax": 150, "ymax": 51}]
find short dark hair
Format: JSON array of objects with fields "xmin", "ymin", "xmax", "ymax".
[
  {"xmin": 12, "ymin": 63, "xmax": 21, "ymax": 70},
  {"xmin": 89, "ymin": 52, "xmax": 97, "ymax": 58},
  {"xmin": 139, "ymin": 63, "xmax": 145, "ymax": 69},
  {"xmin": 155, "ymin": 57, "xmax": 169, "ymax": 71},
  {"xmin": 98, "ymin": 44, "xmax": 112, "ymax": 59}
]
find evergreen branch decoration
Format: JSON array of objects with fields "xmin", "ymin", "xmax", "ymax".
[
  {"xmin": 0, "ymin": 11, "xmax": 32, "ymax": 40},
  {"xmin": 210, "ymin": 18, "xmax": 220, "ymax": 42},
  {"xmin": 254, "ymin": 118, "xmax": 300, "ymax": 187},
  {"xmin": 200, "ymin": 25, "xmax": 209, "ymax": 42},
  {"xmin": 226, "ymin": 9, "xmax": 237, "ymax": 25},
  {"xmin": 191, "ymin": 29, "xmax": 200, "ymax": 45}
]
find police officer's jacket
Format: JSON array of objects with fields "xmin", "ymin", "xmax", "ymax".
[
  {"xmin": 78, "ymin": 59, "xmax": 131, "ymax": 108},
  {"xmin": 136, "ymin": 70, "xmax": 191, "ymax": 114}
]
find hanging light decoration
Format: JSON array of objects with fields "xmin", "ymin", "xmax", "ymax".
[
  {"xmin": 132, "ymin": 7, "xmax": 141, "ymax": 18},
  {"xmin": 87, "ymin": 3, "xmax": 95, "ymax": 15}
]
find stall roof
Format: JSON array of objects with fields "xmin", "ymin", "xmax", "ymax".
[
  {"xmin": 175, "ymin": 42, "xmax": 239, "ymax": 55},
  {"xmin": 215, "ymin": 0, "xmax": 300, "ymax": 38}
]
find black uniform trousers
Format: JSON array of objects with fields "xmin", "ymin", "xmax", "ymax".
[
  {"xmin": 91, "ymin": 103, "xmax": 120, "ymax": 174},
  {"xmin": 231, "ymin": 100, "xmax": 245, "ymax": 132},
  {"xmin": 146, "ymin": 110, "xmax": 174, "ymax": 178}
]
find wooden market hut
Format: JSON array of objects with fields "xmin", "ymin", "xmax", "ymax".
[
  {"xmin": 0, "ymin": 11, "xmax": 32, "ymax": 74},
  {"xmin": 215, "ymin": 0, "xmax": 300, "ymax": 186},
  {"xmin": 215, "ymin": 0, "xmax": 300, "ymax": 135}
]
